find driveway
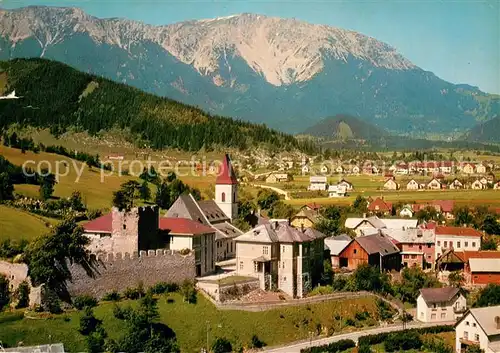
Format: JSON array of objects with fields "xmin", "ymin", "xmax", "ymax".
[
  {"xmin": 252, "ymin": 184, "xmax": 291, "ymax": 200},
  {"xmin": 263, "ymin": 321, "xmax": 455, "ymax": 353}
]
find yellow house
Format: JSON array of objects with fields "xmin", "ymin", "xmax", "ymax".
[{"xmin": 290, "ymin": 209, "xmax": 321, "ymax": 229}]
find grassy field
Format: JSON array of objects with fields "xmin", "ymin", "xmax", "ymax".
[
  {"xmin": 0, "ymin": 293, "xmax": 379, "ymax": 352},
  {"xmin": 0, "ymin": 205, "xmax": 52, "ymax": 242},
  {"xmin": 369, "ymin": 331, "xmax": 455, "ymax": 353}
]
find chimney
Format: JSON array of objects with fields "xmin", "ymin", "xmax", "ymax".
[{"xmin": 495, "ymin": 316, "xmax": 500, "ymax": 329}]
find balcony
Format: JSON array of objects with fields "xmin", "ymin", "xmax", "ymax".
[{"xmin": 454, "ymin": 306, "xmax": 467, "ymax": 314}]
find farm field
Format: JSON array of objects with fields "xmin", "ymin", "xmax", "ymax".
[
  {"xmin": 0, "ymin": 293, "xmax": 379, "ymax": 353},
  {"xmin": 0, "ymin": 205, "xmax": 52, "ymax": 242}
]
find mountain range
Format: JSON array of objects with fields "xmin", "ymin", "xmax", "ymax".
[{"xmin": 0, "ymin": 6, "xmax": 499, "ymax": 135}]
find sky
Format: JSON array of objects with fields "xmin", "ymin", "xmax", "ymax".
[{"xmin": 2, "ymin": 0, "xmax": 500, "ymax": 94}]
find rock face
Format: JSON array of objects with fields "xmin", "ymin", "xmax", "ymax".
[{"xmin": 0, "ymin": 6, "xmax": 498, "ymax": 134}]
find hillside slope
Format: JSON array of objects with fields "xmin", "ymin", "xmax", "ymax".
[
  {"xmin": 0, "ymin": 7, "xmax": 499, "ymax": 134},
  {"xmin": 302, "ymin": 115, "xmax": 388, "ymax": 141},
  {"xmin": 463, "ymin": 116, "xmax": 500, "ymax": 143},
  {"xmin": 0, "ymin": 58, "xmax": 313, "ymax": 152}
]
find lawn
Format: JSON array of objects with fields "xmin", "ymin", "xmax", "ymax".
[
  {"xmin": 0, "ymin": 293, "xmax": 379, "ymax": 352},
  {"xmin": 0, "ymin": 205, "xmax": 51, "ymax": 242}
]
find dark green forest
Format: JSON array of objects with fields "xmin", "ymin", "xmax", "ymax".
[{"xmin": 0, "ymin": 59, "xmax": 317, "ymax": 153}]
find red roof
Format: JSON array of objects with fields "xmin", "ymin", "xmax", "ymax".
[
  {"xmin": 435, "ymin": 226, "xmax": 482, "ymax": 237},
  {"xmin": 83, "ymin": 213, "xmax": 112, "ymax": 233},
  {"xmin": 306, "ymin": 202, "xmax": 321, "ymax": 211},
  {"xmin": 216, "ymin": 154, "xmax": 238, "ymax": 185},
  {"xmin": 159, "ymin": 217, "xmax": 214, "ymax": 235},
  {"xmin": 368, "ymin": 197, "xmax": 392, "ymax": 212},
  {"xmin": 456, "ymin": 250, "xmax": 500, "ymax": 262},
  {"xmin": 433, "ymin": 200, "xmax": 455, "ymax": 213}
]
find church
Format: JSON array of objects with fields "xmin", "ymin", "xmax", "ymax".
[{"xmin": 82, "ymin": 154, "xmax": 243, "ymax": 276}]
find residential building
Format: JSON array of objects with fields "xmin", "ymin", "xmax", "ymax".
[
  {"xmin": 439, "ymin": 161, "xmax": 454, "ymax": 174},
  {"xmin": 383, "ymin": 228, "xmax": 435, "ymax": 268},
  {"xmin": 417, "ymin": 287, "xmax": 466, "ymax": 323},
  {"xmin": 303, "ymin": 203, "xmax": 321, "ymax": 213},
  {"xmin": 495, "ymin": 181, "xmax": 500, "ymax": 190},
  {"xmin": 290, "ymin": 209, "xmax": 321, "ymax": 229},
  {"xmin": 339, "ymin": 179, "xmax": 354, "ymax": 191},
  {"xmin": 324, "ymin": 234, "xmax": 352, "ymax": 268},
  {"xmin": 368, "ymin": 197, "xmax": 393, "ymax": 215},
  {"xmin": 266, "ymin": 173, "xmax": 290, "ymax": 183},
  {"xmin": 345, "ymin": 216, "xmax": 418, "ymax": 236},
  {"xmin": 450, "ymin": 178, "xmax": 464, "ymax": 190},
  {"xmin": 412, "ymin": 200, "xmax": 455, "ymax": 220},
  {"xmin": 399, "ymin": 205, "xmax": 414, "ymax": 218},
  {"xmin": 308, "ymin": 176, "xmax": 328, "ymax": 191},
  {"xmin": 471, "ymin": 179, "xmax": 485, "ymax": 190},
  {"xmin": 457, "ymin": 251, "xmax": 500, "ymax": 285},
  {"xmin": 435, "ymin": 226, "xmax": 482, "ymax": 259},
  {"xmin": 328, "ymin": 184, "xmax": 347, "ymax": 198},
  {"xmin": 302, "ymin": 165, "xmax": 310, "ymax": 174},
  {"xmin": 234, "ymin": 223, "xmax": 326, "ymax": 298},
  {"xmin": 480, "ymin": 177, "xmax": 490, "ymax": 185},
  {"xmin": 406, "ymin": 179, "xmax": 420, "ymax": 190},
  {"xmin": 320, "ymin": 165, "xmax": 329, "ymax": 174},
  {"xmin": 395, "ymin": 163, "xmax": 409, "ymax": 175},
  {"xmin": 462, "ymin": 163, "xmax": 475, "ymax": 175},
  {"xmin": 351, "ymin": 165, "xmax": 360, "ymax": 174},
  {"xmin": 476, "ymin": 164, "xmax": 487, "ymax": 174},
  {"xmin": 159, "ymin": 218, "xmax": 216, "ymax": 276},
  {"xmin": 455, "ymin": 306, "xmax": 500, "ymax": 353},
  {"xmin": 383, "ymin": 178, "xmax": 399, "ymax": 190},
  {"xmin": 338, "ymin": 233, "xmax": 401, "ymax": 271},
  {"xmin": 427, "ymin": 178, "xmax": 442, "ymax": 190},
  {"xmin": 336, "ymin": 165, "xmax": 345, "ymax": 174}
]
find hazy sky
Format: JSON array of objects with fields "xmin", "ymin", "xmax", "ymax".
[{"xmin": 2, "ymin": 0, "xmax": 500, "ymax": 94}]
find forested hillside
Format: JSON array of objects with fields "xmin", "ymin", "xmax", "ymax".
[
  {"xmin": 463, "ymin": 116, "xmax": 500, "ymax": 143},
  {"xmin": 0, "ymin": 59, "xmax": 316, "ymax": 153},
  {"xmin": 302, "ymin": 115, "xmax": 388, "ymax": 140}
]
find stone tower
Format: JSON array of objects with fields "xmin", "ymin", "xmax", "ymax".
[{"xmin": 215, "ymin": 154, "xmax": 238, "ymax": 220}]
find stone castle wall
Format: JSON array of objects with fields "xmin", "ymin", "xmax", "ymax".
[
  {"xmin": 67, "ymin": 249, "xmax": 195, "ymax": 299},
  {"xmin": 0, "ymin": 261, "xmax": 42, "ymax": 307}
]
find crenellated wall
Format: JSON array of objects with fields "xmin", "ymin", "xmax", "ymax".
[
  {"xmin": 0, "ymin": 261, "xmax": 42, "ymax": 307},
  {"xmin": 67, "ymin": 249, "xmax": 195, "ymax": 299}
]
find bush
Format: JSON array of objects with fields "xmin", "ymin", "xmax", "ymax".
[
  {"xmin": 211, "ymin": 337, "xmax": 232, "ymax": 353},
  {"xmin": 344, "ymin": 318, "xmax": 356, "ymax": 326},
  {"xmin": 355, "ymin": 311, "xmax": 370, "ymax": 321},
  {"xmin": 358, "ymin": 326, "xmax": 453, "ymax": 346},
  {"xmin": 300, "ymin": 339, "xmax": 355, "ymax": 353},
  {"xmin": 79, "ymin": 307, "xmax": 102, "ymax": 335},
  {"xmin": 14, "ymin": 281, "xmax": 30, "ymax": 309},
  {"xmin": 123, "ymin": 285, "xmax": 145, "ymax": 300},
  {"xmin": 102, "ymin": 291, "xmax": 121, "ymax": 302},
  {"xmin": 0, "ymin": 274, "xmax": 10, "ymax": 310},
  {"xmin": 73, "ymin": 295, "xmax": 98, "ymax": 310},
  {"xmin": 148, "ymin": 282, "xmax": 179, "ymax": 295},
  {"xmin": 180, "ymin": 280, "xmax": 197, "ymax": 304},
  {"xmin": 249, "ymin": 334, "xmax": 266, "ymax": 349},
  {"xmin": 358, "ymin": 344, "xmax": 372, "ymax": 353},
  {"xmin": 384, "ymin": 330, "xmax": 422, "ymax": 352}
]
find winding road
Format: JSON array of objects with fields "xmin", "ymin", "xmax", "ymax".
[{"xmin": 263, "ymin": 321, "xmax": 455, "ymax": 353}]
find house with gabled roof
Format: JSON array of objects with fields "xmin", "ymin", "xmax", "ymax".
[
  {"xmin": 471, "ymin": 179, "xmax": 485, "ymax": 190},
  {"xmin": 427, "ymin": 178, "xmax": 442, "ymax": 190},
  {"xmin": 476, "ymin": 163, "xmax": 487, "ymax": 174},
  {"xmin": 368, "ymin": 197, "xmax": 393, "ymax": 215},
  {"xmin": 455, "ymin": 306, "xmax": 500, "ymax": 353},
  {"xmin": 290, "ymin": 209, "xmax": 321, "ymax": 229},
  {"xmin": 462, "ymin": 163, "xmax": 475, "ymax": 175},
  {"xmin": 494, "ymin": 181, "xmax": 500, "ymax": 190},
  {"xmin": 338, "ymin": 233, "xmax": 401, "ymax": 271},
  {"xmin": 417, "ymin": 287, "xmax": 466, "ymax": 323},
  {"xmin": 449, "ymin": 178, "xmax": 464, "ymax": 190},
  {"xmin": 339, "ymin": 178, "xmax": 354, "ymax": 191},
  {"xmin": 383, "ymin": 178, "xmax": 399, "ymax": 190},
  {"xmin": 383, "ymin": 228, "xmax": 435, "ymax": 268},
  {"xmin": 406, "ymin": 179, "xmax": 420, "ymax": 190},
  {"xmin": 320, "ymin": 165, "xmax": 329, "ymax": 174},
  {"xmin": 325, "ymin": 235, "xmax": 352, "ymax": 268},
  {"xmin": 435, "ymin": 226, "xmax": 482, "ymax": 260},
  {"xmin": 235, "ymin": 223, "xmax": 327, "ymax": 298}
]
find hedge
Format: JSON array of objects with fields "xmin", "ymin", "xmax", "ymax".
[
  {"xmin": 300, "ymin": 339, "xmax": 355, "ymax": 353},
  {"xmin": 358, "ymin": 325, "xmax": 454, "ymax": 346}
]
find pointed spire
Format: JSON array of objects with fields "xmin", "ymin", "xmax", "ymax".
[{"xmin": 216, "ymin": 154, "xmax": 238, "ymax": 185}]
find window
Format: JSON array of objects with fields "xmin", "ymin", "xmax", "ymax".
[
  {"xmin": 283, "ymin": 277, "xmax": 287, "ymax": 281},
  {"xmin": 427, "ymin": 244, "xmax": 432, "ymax": 248},
  {"xmin": 419, "ymin": 245, "xmax": 422, "ymax": 250},
  {"xmin": 282, "ymin": 261, "xmax": 285, "ymax": 269},
  {"xmin": 441, "ymin": 313, "xmax": 446, "ymax": 319},
  {"xmin": 254, "ymin": 262, "xmax": 258, "ymax": 273},
  {"xmin": 465, "ymin": 242, "xmax": 469, "ymax": 247},
  {"xmin": 221, "ymin": 192, "xmax": 226, "ymax": 202},
  {"xmin": 431, "ymin": 314, "xmax": 436, "ymax": 320},
  {"xmin": 123, "ymin": 224, "xmax": 127, "ymax": 230},
  {"xmin": 263, "ymin": 246, "xmax": 269, "ymax": 255},
  {"xmin": 411, "ymin": 255, "xmax": 417, "ymax": 259},
  {"xmin": 437, "ymin": 241, "xmax": 441, "ymax": 246},
  {"xmin": 428, "ymin": 255, "xmax": 432, "ymax": 259},
  {"xmin": 282, "ymin": 246, "xmax": 285, "ymax": 253},
  {"xmin": 404, "ymin": 255, "xmax": 409, "ymax": 259},
  {"xmin": 409, "ymin": 244, "xmax": 413, "ymax": 248},
  {"xmin": 474, "ymin": 334, "xmax": 479, "ymax": 341},
  {"xmin": 466, "ymin": 321, "xmax": 470, "ymax": 326},
  {"xmin": 464, "ymin": 331, "xmax": 468, "ymax": 340},
  {"xmin": 457, "ymin": 241, "xmax": 461, "ymax": 248},
  {"xmin": 444, "ymin": 241, "xmax": 448, "ymax": 247},
  {"xmin": 239, "ymin": 262, "xmax": 243, "ymax": 270},
  {"xmin": 472, "ymin": 242, "xmax": 476, "ymax": 248},
  {"xmin": 354, "ymin": 249, "xmax": 357, "ymax": 254},
  {"xmin": 472, "ymin": 323, "xmax": 476, "ymax": 328}
]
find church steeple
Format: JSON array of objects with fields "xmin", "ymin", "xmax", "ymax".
[{"xmin": 215, "ymin": 154, "xmax": 238, "ymax": 220}]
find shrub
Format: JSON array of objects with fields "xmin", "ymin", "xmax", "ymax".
[
  {"xmin": 180, "ymin": 280, "xmax": 197, "ymax": 304},
  {"xmin": 73, "ymin": 295, "xmax": 98, "ymax": 310},
  {"xmin": 123, "ymin": 285, "xmax": 145, "ymax": 300},
  {"xmin": 355, "ymin": 311, "xmax": 370, "ymax": 321},
  {"xmin": 358, "ymin": 344, "xmax": 372, "ymax": 353},
  {"xmin": 79, "ymin": 307, "xmax": 102, "ymax": 335},
  {"xmin": 14, "ymin": 281, "xmax": 30, "ymax": 309},
  {"xmin": 384, "ymin": 330, "xmax": 422, "ymax": 352},
  {"xmin": 149, "ymin": 282, "xmax": 179, "ymax": 295},
  {"xmin": 344, "ymin": 318, "xmax": 356, "ymax": 326},
  {"xmin": 102, "ymin": 290, "xmax": 121, "ymax": 302},
  {"xmin": 249, "ymin": 334, "xmax": 266, "ymax": 349},
  {"xmin": 300, "ymin": 339, "xmax": 355, "ymax": 353},
  {"xmin": 0, "ymin": 274, "xmax": 10, "ymax": 310},
  {"xmin": 211, "ymin": 337, "xmax": 232, "ymax": 353}
]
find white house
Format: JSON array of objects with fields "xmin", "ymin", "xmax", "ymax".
[
  {"xmin": 476, "ymin": 164, "xmax": 487, "ymax": 174},
  {"xmin": 455, "ymin": 306, "xmax": 500, "ymax": 353},
  {"xmin": 406, "ymin": 179, "xmax": 420, "ymax": 190},
  {"xmin": 427, "ymin": 178, "xmax": 442, "ymax": 190},
  {"xmin": 351, "ymin": 165, "xmax": 360, "ymax": 174},
  {"xmin": 449, "ymin": 178, "xmax": 464, "ymax": 190},
  {"xmin": 399, "ymin": 205, "xmax": 414, "ymax": 218},
  {"xmin": 328, "ymin": 184, "xmax": 347, "ymax": 198},
  {"xmin": 339, "ymin": 179, "xmax": 354, "ymax": 191},
  {"xmin": 308, "ymin": 176, "xmax": 328, "ymax": 191},
  {"xmin": 494, "ymin": 181, "xmax": 500, "ymax": 190},
  {"xmin": 471, "ymin": 179, "xmax": 485, "ymax": 190},
  {"xmin": 417, "ymin": 287, "xmax": 466, "ymax": 323},
  {"xmin": 336, "ymin": 165, "xmax": 345, "ymax": 174},
  {"xmin": 320, "ymin": 165, "xmax": 329, "ymax": 174},
  {"xmin": 302, "ymin": 165, "xmax": 310, "ymax": 174},
  {"xmin": 435, "ymin": 226, "xmax": 482, "ymax": 259},
  {"xmin": 383, "ymin": 178, "xmax": 399, "ymax": 190}
]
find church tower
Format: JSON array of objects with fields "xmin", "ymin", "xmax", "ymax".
[{"xmin": 215, "ymin": 154, "xmax": 238, "ymax": 221}]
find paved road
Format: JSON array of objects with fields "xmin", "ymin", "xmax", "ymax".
[
  {"xmin": 252, "ymin": 184, "xmax": 291, "ymax": 200},
  {"xmin": 263, "ymin": 321, "xmax": 455, "ymax": 353}
]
